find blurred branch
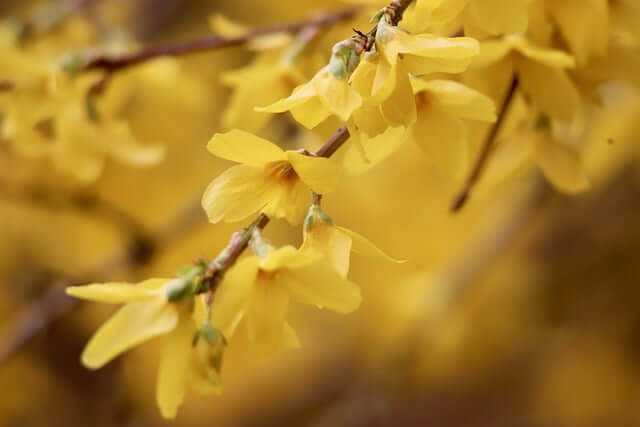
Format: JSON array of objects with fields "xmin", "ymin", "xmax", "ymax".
[
  {"xmin": 84, "ymin": 6, "xmax": 361, "ymax": 72},
  {"xmin": 441, "ymin": 176, "xmax": 551, "ymax": 305},
  {"xmin": 0, "ymin": 180, "xmax": 147, "ymax": 239},
  {"xmin": 451, "ymin": 77, "xmax": 520, "ymax": 212},
  {"xmin": 0, "ymin": 196, "xmax": 206, "ymax": 365}
]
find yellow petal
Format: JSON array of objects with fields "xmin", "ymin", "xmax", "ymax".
[
  {"xmin": 471, "ymin": 40, "xmax": 513, "ymax": 69},
  {"xmin": 281, "ymin": 322, "xmax": 300, "ymax": 349},
  {"xmin": 343, "ymin": 126, "xmax": 407, "ymax": 175},
  {"xmin": 201, "ymin": 164, "xmax": 273, "ymax": 223},
  {"xmin": 256, "ymin": 80, "xmax": 315, "ymax": 113},
  {"xmin": 468, "ymin": 0, "xmax": 528, "ymax": 35},
  {"xmin": 281, "ymin": 263, "xmax": 361, "ymax": 314},
  {"xmin": 546, "ymin": 0, "xmax": 608, "ymax": 64},
  {"xmin": 336, "ymin": 226, "xmax": 405, "ymax": 264},
  {"xmin": 211, "ymin": 256, "xmax": 258, "ymax": 338},
  {"xmin": 261, "ymin": 179, "xmax": 310, "ymax": 225},
  {"xmin": 411, "ymin": 78, "xmax": 496, "ymax": 122},
  {"xmin": 512, "ymin": 37, "xmax": 576, "ymax": 69},
  {"xmin": 206, "ymin": 130, "xmax": 285, "ymax": 166},
  {"xmin": 411, "ymin": 106, "xmax": 468, "ymax": 180},
  {"xmin": 312, "ymin": 68, "xmax": 362, "ymax": 121},
  {"xmin": 259, "ymin": 245, "xmax": 320, "ymax": 271},
  {"xmin": 81, "ymin": 297, "xmax": 178, "ymax": 369},
  {"xmin": 156, "ymin": 312, "xmax": 194, "ymax": 419},
  {"xmin": 517, "ymin": 59, "xmax": 580, "ymax": 121},
  {"xmin": 398, "ymin": 36, "xmax": 479, "ymax": 75},
  {"xmin": 246, "ymin": 281, "xmax": 290, "ymax": 358},
  {"xmin": 534, "ymin": 133, "xmax": 589, "ymax": 194},
  {"xmin": 286, "ymin": 152, "xmax": 342, "ymax": 195},
  {"xmin": 290, "ymin": 96, "xmax": 332, "ymax": 129},
  {"xmin": 301, "ymin": 222, "xmax": 352, "ymax": 277},
  {"xmin": 380, "ymin": 61, "xmax": 417, "ymax": 128},
  {"xmin": 66, "ymin": 279, "xmax": 167, "ymax": 303}
]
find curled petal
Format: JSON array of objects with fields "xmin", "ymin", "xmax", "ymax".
[
  {"xmin": 81, "ymin": 297, "xmax": 178, "ymax": 369},
  {"xmin": 535, "ymin": 134, "xmax": 590, "ymax": 194},
  {"xmin": 337, "ymin": 226, "xmax": 405, "ymax": 264},
  {"xmin": 66, "ymin": 279, "xmax": 167, "ymax": 304}
]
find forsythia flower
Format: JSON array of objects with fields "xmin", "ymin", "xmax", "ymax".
[
  {"xmin": 211, "ymin": 14, "xmax": 325, "ymax": 133},
  {"xmin": 482, "ymin": 120, "xmax": 589, "ymax": 194},
  {"xmin": 202, "ymin": 130, "xmax": 341, "ymax": 225},
  {"xmin": 302, "ymin": 205, "xmax": 404, "ymax": 277},
  {"xmin": 532, "ymin": 0, "xmax": 608, "ymax": 65},
  {"xmin": 469, "ymin": 36, "xmax": 579, "ymax": 121},
  {"xmin": 409, "ymin": 77, "xmax": 496, "ymax": 177},
  {"xmin": 418, "ymin": 0, "xmax": 529, "ymax": 37},
  {"xmin": 66, "ymin": 273, "xmax": 220, "ymax": 419},
  {"xmin": 350, "ymin": 19, "xmax": 478, "ymax": 134},
  {"xmin": 257, "ymin": 39, "xmax": 363, "ymax": 129},
  {"xmin": 211, "ymin": 245, "xmax": 361, "ymax": 357}
]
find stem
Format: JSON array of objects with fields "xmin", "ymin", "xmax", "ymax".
[
  {"xmin": 450, "ymin": 76, "xmax": 519, "ymax": 213},
  {"xmin": 0, "ymin": 80, "xmax": 14, "ymax": 92},
  {"xmin": 315, "ymin": 126, "xmax": 350, "ymax": 158},
  {"xmin": 84, "ymin": 7, "xmax": 360, "ymax": 72}
]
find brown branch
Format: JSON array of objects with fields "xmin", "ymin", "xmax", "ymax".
[
  {"xmin": 0, "ymin": 80, "xmax": 15, "ymax": 92},
  {"xmin": 451, "ymin": 77, "xmax": 520, "ymax": 212},
  {"xmin": 84, "ymin": 7, "xmax": 361, "ymax": 72}
]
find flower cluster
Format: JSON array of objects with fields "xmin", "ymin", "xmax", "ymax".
[{"xmin": 57, "ymin": 0, "xmax": 640, "ymax": 419}]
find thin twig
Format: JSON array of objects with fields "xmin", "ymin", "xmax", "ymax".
[
  {"xmin": 84, "ymin": 7, "xmax": 361, "ymax": 72},
  {"xmin": 451, "ymin": 77, "xmax": 520, "ymax": 212}
]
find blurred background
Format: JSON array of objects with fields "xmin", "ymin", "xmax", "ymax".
[{"xmin": 1, "ymin": 1, "xmax": 640, "ymax": 426}]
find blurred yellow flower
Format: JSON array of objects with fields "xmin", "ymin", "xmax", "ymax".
[
  {"xmin": 202, "ymin": 130, "xmax": 342, "ymax": 225},
  {"xmin": 470, "ymin": 35, "xmax": 579, "ymax": 121},
  {"xmin": 409, "ymin": 77, "xmax": 495, "ymax": 178}
]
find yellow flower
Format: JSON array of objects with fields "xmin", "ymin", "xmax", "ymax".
[
  {"xmin": 212, "ymin": 14, "xmax": 325, "ymax": 133},
  {"xmin": 301, "ymin": 207, "xmax": 405, "ymax": 277},
  {"xmin": 257, "ymin": 63, "xmax": 362, "ymax": 129},
  {"xmin": 350, "ymin": 20, "xmax": 478, "ymax": 134},
  {"xmin": 2, "ymin": 68, "xmax": 165, "ymax": 181},
  {"xmin": 481, "ymin": 123, "xmax": 590, "ymax": 194},
  {"xmin": 468, "ymin": 35, "xmax": 579, "ymax": 121},
  {"xmin": 66, "ymin": 273, "xmax": 212, "ymax": 419},
  {"xmin": 211, "ymin": 245, "xmax": 361, "ymax": 357},
  {"xmin": 415, "ymin": 0, "xmax": 529, "ymax": 37},
  {"xmin": 202, "ymin": 130, "xmax": 342, "ymax": 225},
  {"xmin": 534, "ymin": 0, "xmax": 609, "ymax": 65},
  {"xmin": 409, "ymin": 77, "xmax": 496, "ymax": 178}
]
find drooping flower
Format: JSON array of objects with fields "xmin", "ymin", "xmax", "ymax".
[
  {"xmin": 257, "ymin": 38, "xmax": 363, "ymax": 129},
  {"xmin": 301, "ymin": 205, "xmax": 404, "ymax": 277},
  {"xmin": 202, "ymin": 130, "xmax": 341, "ymax": 225},
  {"xmin": 414, "ymin": 0, "xmax": 529, "ymax": 37},
  {"xmin": 211, "ymin": 14, "xmax": 325, "ymax": 133},
  {"xmin": 408, "ymin": 77, "xmax": 496, "ymax": 178},
  {"xmin": 349, "ymin": 19, "xmax": 479, "ymax": 135},
  {"xmin": 480, "ymin": 118, "xmax": 590, "ymax": 194},
  {"xmin": 66, "ymin": 269, "xmax": 216, "ymax": 419},
  {"xmin": 466, "ymin": 35, "xmax": 579, "ymax": 121},
  {"xmin": 211, "ymin": 245, "xmax": 361, "ymax": 357}
]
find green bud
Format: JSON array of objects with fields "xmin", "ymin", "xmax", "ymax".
[{"xmin": 328, "ymin": 55, "xmax": 348, "ymax": 79}]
